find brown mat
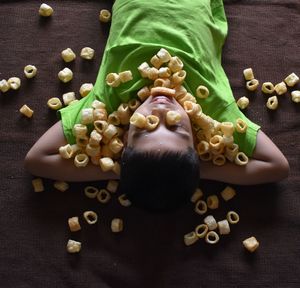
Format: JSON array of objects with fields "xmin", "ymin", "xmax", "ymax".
[{"xmin": 0, "ymin": 0, "xmax": 299, "ymax": 287}]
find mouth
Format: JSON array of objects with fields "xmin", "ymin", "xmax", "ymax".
[{"xmin": 150, "ymin": 95, "xmax": 173, "ymax": 104}]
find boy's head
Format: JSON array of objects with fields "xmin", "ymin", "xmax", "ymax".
[{"xmin": 119, "ymin": 93, "xmax": 200, "ymax": 212}]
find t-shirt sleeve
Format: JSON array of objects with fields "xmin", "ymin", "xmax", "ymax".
[{"xmin": 57, "ymin": 91, "xmax": 98, "ymax": 144}]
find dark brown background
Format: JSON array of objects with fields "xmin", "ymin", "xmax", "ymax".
[{"xmin": 0, "ymin": 0, "xmax": 299, "ymax": 287}]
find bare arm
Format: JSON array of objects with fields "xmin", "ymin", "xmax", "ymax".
[
  {"xmin": 200, "ymin": 130, "xmax": 290, "ymax": 185},
  {"xmin": 24, "ymin": 121, "xmax": 119, "ymax": 182}
]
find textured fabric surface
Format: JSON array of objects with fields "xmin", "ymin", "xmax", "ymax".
[{"xmin": 0, "ymin": 0, "xmax": 299, "ymax": 287}]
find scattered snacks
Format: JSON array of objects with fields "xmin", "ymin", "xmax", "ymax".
[
  {"xmin": 62, "ymin": 92, "xmax": 76, "ymax": 105},
  {"xmin": 99, "ymin": 9, "xmax": 111, "ymax": 23},
  {"xmin": 58, "ymin": 68, "xmax": 73, "ymax": 83},
  {"xmin": 106, "ymin": 72, "xmax": 121, "ymax": 87},
  {"xmin": 274, "ymin": 81, "xmax": 287, "ymax": 95},
  {"xmin": 234, "ymin": 152, "xmax": 249, "ymax": 166},
  {"xmin": 220, "ymin": 186, "xmax": 236, "ymax": 201},
  {"xmin": 68, "ymin": 217, "xmax": 81, "ymax": 232},
  {"xmin": 246, "ymin": 79, "xmax": 259, "ymax": 91},
  {"xmin": 8, "ymin": 77, "xmax": 21, "ymax": 90},
  {"xmin": 205, "ymin": 231, "xmax": 219, "ymax": 244},
  {"xmin": 32, "ymin": 178, "xmax": 44, "ymax": 192},
  {"xmin": 266, "ymin": 95, "xmax": 278, "ymax": 110},
  {"xmin": 184, "ymin": 231, "xmax": 199, "ymax": 246},
  {"xmin": 47, "ymin": 97, "xmax": 62, "ymax": 110},
  {"xmin": 194, "ymin": 200, "xmax": 207, "ymax": 215},
  {"xmin": 0, "ymin": 79, "xmax": 10, "ymax": 92},
  {"xmin": 226, "ymin": 211, "xmax": 240, "ymax": 224},
  {"xmin": 24, "ymin": 65, "xmax": 37, "ymax": 78},
  {"xmin": 83, "ymin": 211, "xmax": 98, "ymax": 225},
  {"xmin": 96, "ymin": 189, "xmax": 111, "ymax": 203},
  {"xmin": 196, "ymin": 85, "xmax": 209, "ymax": 99},
  {"xmin": 106, "ymin": 180, "xmax": 119, "ymax": 193},
  {"xmin": 54, "ymin": 181, "xmax": 69, "ymax": 192},
  {"xmin": 204, "ymin": 215, "xmax": 218, "ymax": 230},
  {"xmin": 236, "ymin": 118, "xmax": 248, "ymax": 133},
  {"xmin": 19, "ymin": 104, "xmax": 34, "ymax": 118},
  {"xmin": 291, "ymin": 90, "xmax": 300, "ymax": 103},
  {"xmin": 243, "ymin": 236, "xmax": 259, "ymax": 252},
  {"xmin": 284, "ymin": 72, "xmax": 299, "ymax": 87},
  {"xmin": 61, "ymin": 48, "xmax": 76, "ymax": 62},
  {"xmin": 74, "ymin": 153, "xmax": 89, "ymax": 168},
  {"xmin": 168, "ymin": 56, "xmax": 183, "ymax": 72},
  {"xmin": 99, "ymin": 157, "xmax": 114, "ymax": 172},
  {"xmin": 207, "ymin": 195, "xmax": 219, "ymax": 210},
  {"xmin": 84, "ymin": 186, "xmax": 99, "ymax": 199},
  {"xmin": 79, "ymin": 83, "xmax": 94, "ymax": 97},
  {"xmin": 119, "ymin": 70, "xmax": 133, "ymax": 83},
  {"xmin": 190, "ymin": 188, "xmax": 203, "ymax": 203},
  {"xmin": 261, "ymin": 82, "xmax": 275, "ymax": 94},
  {"xmin": 39, "ymin": 3, "xmax": 53, "ymax": 17},
  {"xmin": 80, "ymin": 47, "xmax": 95, "ymax": 60},
  {"xmin": 118, "ymin": 194, "xmax": 132, "ymax": 207},
  {"xmin": 111, "ymin": 218, "xmax": 123, "ymax": 233},
  {"xmin": 195, "ymin": 224, "xmax": 208, "ymax": 238},
  {"xmin": 236, "ymin": 96, "xmax": 249, "ymax": 109},
  {"xmin": 145, "ymin": 115, "xmax": 159, "ymax": 131},
  {"xmin": 157, "ymin": 48, "xmax": 172, "ymax": 63},
  {"xmin": 243, "ymin": 68, "xmax": 254, "ymax": 81},
  {"xmin": 218, "ymin": 219, "xmax": 230, "ymax": 235},
  {"xmin": 151, "ymin": 87, "xmax": 176, "ymax": 98},
  {"xmin": 66, "ymin": 239, "xmax": 81, "ymax": 253}
]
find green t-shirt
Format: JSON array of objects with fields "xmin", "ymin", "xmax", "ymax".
[{"xmin": 58, "ymin": 0, "xmax": 260, "ymax": 156}]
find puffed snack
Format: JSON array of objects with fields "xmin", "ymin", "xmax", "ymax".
[
  {"xmin": 79, "ymin": 83, "xmax": 93, "ymax": 97},
  {"xmin": 266, "ymin": 95, "xmax": 278, "ymax": 110},
  {"xmin": 68, "ymin": 217, "xmax": 81, "ymax": 232},
  {"xmin": 80, "ymin": 47, "xmax": 95, "ymax": 60},
  {"xmin": 243, "ymin": 68, "xmax": 254, "ymax": 81},
  {"xmin": 58, "ymin": 68, "xmax": 73, "ymax": 83},
  {"xmin": 166, "ymin": 110, "xmax": 181, "ymax": 126},
  {"xmin": 218, "ymin": 219, "xmax": 230, "ymax": 235},
  {"xmin": 39, "ymin": 3, "xmax": 53, "ymax": 17},
  {"xmin": 291, "ymin": 90, "xmax": 300, "ymax": 103},
  {"xmin": 54, "ymin": 181, "xmax": 69, "ymax": 192},
  {"xmin": 194, "ymin": 200, "xmax": 207, "ymax": 215},
  {"xmin": 234, "ymin": 152, "xmax": 249, "ymax": 166},
  {"xmin": 66, "ymin": 239, "xmax": 81, "ymax": 253},
  {"xmin": 106, "ymin": 73, "xmax": 121, "ymax": 87},
  {"xmin": 196, "ymin": 85, "xmax": 209, "ymax": 99},
  {"xmin": 99, "ymin": 157, "xmax": 114, "ymax": 172},
  {"xmin": 168, "ymin": 56, "xmax": 184, "ymax": 72},
  {"xmin": 220, "ymin": 186, "xmax": 236, "ymax": 201},
  {"xmin": 157, "ymin": 48, "xmax": 172, "ymax": 63},
  {"xmin": 19, "ymin": 104, "xmax": 34, "ymax": 118},
  {"xmin": 236, "ymin": 96, "xmax": 249, "ymax": 110},
  {"xmin": 84, "ymin": 186, "xmax": 99, "ymax": 199},
  {"xmin": 235, "ymin": 118, "xmax": 248, "ymax": 133},
  {"xmin": 106, "ymin": 180, "xmax": 119, "ymax": 193},
  {"xmin": 83, "ymin": 211, "xmax": 98, "ymax": 225},
  {"xmin": 207, "ymin": 195, "xmax": 219, "ymax": 210},
  {"xmin": 74, "ymin": 153, "xmax": 89, "ymax": 167},
  {"xmin": 242, "ymin": 236, "xmax": 259, "ymax": 252},
  {"xmin": 284, "ymin": 72, "xmax": 299, "ymax": 87},
  {"xmin": 111, "ymin": 218, "xmax": 123, "ymax": 233},
  {"xmin": 145, "ymin": 115, "xmax": 159, "ymax": 131},
  {"xmin": 184, "ymin": 231, "xmax": 199, "ymax": 246},
  {"xmin": 274, "ymin": 81, "xmax": 287, "ymax": 95},
  {"xmin": 246, "ymin": 79, "xmax": 259, "ymax": 91},
  {"xmin": 226, "ymin": 211, "xmax": 240, "ymax": 224},
  {"xmin": 99, "ymin": 9, "xmax": 111, "ymax": 23},
  {"xmin": 61, "ymin": 48, "xmax": 76, "ymax": 62},
  {"xmin": 24, "ymin": 65, "xmax": 37, "ymax": 78},
  {"xmin": 0, "ymin": 79, "xmax": 10, "ymax": 92},
  {"xmin": 204, "ymin": 215, "xmax": 218, "ymax": 230},
  {"xmin": 62, "ymin": 92, "xmax": 76, "ymax": 106},
  {"xmin": 261, "ymin": 82, "xmax": 275, "ymax": 94},
  {"xmin": 205, "ymin": 231, "xmax": 220, "ymax": 244},
  {"xmin": 8, "ymin": 77, "xmax": 21, "ymax": 90},
  {"xmin": 97, "ymin": 189, "xmax": 111, "ymax": 204},
  {"xmin": 32, "ymin": 178, "xmax": 44, "ymax": 192},
  {"xmin": 190, "ymin": 188, "xmax": 204, "ymax": 203},
  {"xmin": 118, "ymin": 194, "xmax": 132, "ymax": 207},
  {"xmin": 47, "ymin": 97, "xmax": 62, "ymax": 110},
  {"xmin": 195, "ymin": 224, "xmax": 209, "ymax": 238},
  {"xmin": 119, "ymin": 70, "xmax": 133, "ymax": 83}
]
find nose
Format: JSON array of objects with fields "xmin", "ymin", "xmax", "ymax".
[{"xmin": 151, "ymin": 107, "xmax": 170, "ymax": 123}]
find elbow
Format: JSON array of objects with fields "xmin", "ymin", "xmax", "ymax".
[
  {"xmin": 273, "ymin": 156, "xmax": 290, "ymax": 182},
  {"xmin": 24, "ymin": 149, "xmax": 40, "ymax": 176}
]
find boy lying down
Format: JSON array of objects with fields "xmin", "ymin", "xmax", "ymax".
[{"xmin": 25, "ymin": 0, "xmax": 289, "ymax": 211}]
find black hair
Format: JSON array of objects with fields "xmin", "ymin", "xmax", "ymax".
[{"xmin": 119, "ymin": 146, "xmax": 200, "ymax": 212}]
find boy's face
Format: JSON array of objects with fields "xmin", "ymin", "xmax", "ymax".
[{"xmin": 126, "ymin": 94, "xmax": 194, "ymax": 152}]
